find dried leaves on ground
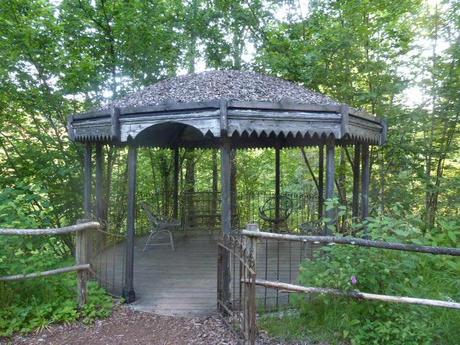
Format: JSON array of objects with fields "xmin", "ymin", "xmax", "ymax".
[{"xmin": 2, "ymin": 305, "xmax": 312, "ymax": 345}]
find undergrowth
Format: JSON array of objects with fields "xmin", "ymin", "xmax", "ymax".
[
  {"xmin": 0, "ymin": 273, "xmax": 113, "ymax": 337},
  {"xmin": 259, "ymin": 214, "xmax": 460, "ymax": 345},
  {"xmin": 0, "ymin": 236, "xmax": 113, "ymax": 337}
]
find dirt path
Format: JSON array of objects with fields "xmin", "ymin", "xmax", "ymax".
[{"xmin": 1, "ymin": 306, "xmax": 294, "ymax": 345}]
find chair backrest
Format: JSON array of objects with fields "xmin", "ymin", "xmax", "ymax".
[
  {"xmin": 259, "ymin": 195, "xmax": 293, "ymax": 223},
  {"xmin": 140, "ymin": 202, "xmax": 160, "ymax": 227}
]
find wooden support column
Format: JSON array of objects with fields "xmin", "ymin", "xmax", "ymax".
[
  {"xmin": 173, "ymin": 147, "xmax": 179, "ymax": 219},
  {"xmin": 274, "ymin": 146, "xmax": 280, "ymax": 230},
  {"xmin": 95, "ymin": 144, "xmax": 104, "ymax": 221},
  {"xmin": 221, "ymin": 140, "xmax": 232, "ymax": 234},
  {"xmin": 230, "ymin": 149, "xmax": 238, "ymax": 229},
  {"xmin": 83, "ymin": 144, "xmax": 92, "ymax": 219},
  {"xmin": 123, "ymin": 145, "xmax": 137, "ymax": 303},
  {"xmin": 318, "ymin": 145, "xmax": 324, "ymax": 220},
  {"xmin": 325, "ymin": 139, "xmax": 335, "ymax": 234},
  {"xmin": 352, "ymin": 144, "xmax": 361, "ymax": 219},
  {"xmin": 361, "ymin": 144, "xmax": 370, "ymax": 221},
  {"xmin": 220, "ymin": 139, "xmax": 232, "ymax": 307}
]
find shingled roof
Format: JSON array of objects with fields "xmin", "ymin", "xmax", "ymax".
[{"xmin": 102, "ymin": 70, "xmax": 341, "ymax": 110}]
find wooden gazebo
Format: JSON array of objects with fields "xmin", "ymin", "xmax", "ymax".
[{"xmin": 68, "ymin": 70, "xmax": 387, "ymax": 304}]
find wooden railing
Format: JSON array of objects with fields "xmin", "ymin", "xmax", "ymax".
[
  {"xmin": 217, "ymin": 230, "xmax": 257, "ymax": 345},
  {"xmin": 0, "ymin": 221, "xmax": 100, "ymax": 307},
  {"xmin": 230, "ymin": 225, "xmax": 460, "ymax": 345}
]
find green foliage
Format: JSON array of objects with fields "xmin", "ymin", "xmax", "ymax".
[
  {"xmin": 263, "ymin": 217, "xmax": 460, "ymax": 345},
  {"xmin": 0, "ymin": 232, "xmax": 112, "ymax": 337},
  {"xmin": 0, "ymin": 0, "xmax": 458, "ymax": 342},
  {"xmin": 0, "ymin": 188, "xmax": 112, "ymax": 337},
  {"xmin": 0, "ymin": 276, "xmax": 113, "ymax": 337}
]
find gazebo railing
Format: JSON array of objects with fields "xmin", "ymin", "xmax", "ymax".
[{"xmin": 142, "ymin": 191, "xmax": 319, "ymax": 233}]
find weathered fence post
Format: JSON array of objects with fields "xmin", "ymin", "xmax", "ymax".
[
  {"xmin": 217, "ymin": 241, "xmax": 223, "ymax": 312},
  {"xmin": 243, "ymin": 223, "xmax": 259, "ymax": 345},
  {"xmin": 76, "ymin": 220, "xmax": 90, "ymax": 308}
]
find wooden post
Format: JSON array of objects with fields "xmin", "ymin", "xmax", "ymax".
[
  {"xmin": 76, "ymin": 219, "xmax": 89, "ymax": 308},
  {"xmin": 325, "ymin": 139, "xmax": 335, "ymax": 234},
  {"xmin": 230, "ymin": 149, "xmax": 238, "ymax": 229},
  {"xmin": 243, "ymin": 223, "xmax": 258, "ymax": 345},
  {"xmin": 221, "ymin": 140, "xmax": 232, "ymax": 234},
  {"xmin": 361, "ymin": 144, "xmax": 370, "ymax": 221},
  {"xmin": 220, "ymin": 139, "xmax": 232, "ymax": 307},
  {"xmin": 318, "ymin": 145, "xmax": 324, "ymax": 220},
  {"xmin": 211, "ymin": 149, "xmax": 218, "ymax": 229},
  {"xmin": 123, "ymin": 145, "xmax": 137, "ymax": 303},
  {"xmin": 244, "ymin": 223, "xmax": 259, "ymax": 260},
  {"xmin": 352, "ymin": 144, "xmax": 361, "ymax": 219},
  {"xmin": 83, "ymin": 144, "xmax": 92, "ymax": 219},
  {"xmin": 95, "ymin": 144, "xmax": 104, "ymax": 220},
  {"xmin": 173, "ymin": 147, "xmax": 179, "ymax": 219},
  {"xmin": 217, "ymin": 242, "xmax": 223, "ymax": 311},
  {"xmin": 275, "ymin": 147, "xmax": 280, "ymax": 230}
]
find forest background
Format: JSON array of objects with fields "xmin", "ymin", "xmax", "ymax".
[{"xmin": 0, "ymin": 0, "xmax": 458, "ymax": 343}]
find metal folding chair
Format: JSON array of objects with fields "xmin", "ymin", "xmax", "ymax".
[{"xmin": 141, "ymin": 202, "xmax": 180, "ymax": 251}]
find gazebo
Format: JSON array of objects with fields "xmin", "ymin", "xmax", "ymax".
[{"xmin": 68, "ymin": 70, "xmax": 386, "ymax": 309}]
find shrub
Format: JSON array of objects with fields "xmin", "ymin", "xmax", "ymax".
[
  {"xmin": 0, "ymin": 274, "xmax": 113, "ymax": 337},
  {"xmin": 291, "ymin": 216, "xmax": 460, "ymax": 345}
]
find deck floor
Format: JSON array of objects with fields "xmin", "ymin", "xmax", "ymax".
[
  {"xmin": 131, "ymin": 232, "xmax": 218, "ymax": 316},
  {"xmin": 92, "ymin": 231, "xmax": 314, "ymax": 317}
]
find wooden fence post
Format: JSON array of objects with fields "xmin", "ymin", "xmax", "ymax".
[
  {"xmin": 217, "ymin": 242, "xmax": 223, "ymax": 312},
  {"xmin": 76, "ymin": 219, "xmax": 90, "ymax": 308},
  {"xmin": 243, "ymin": 223, "xmax": 259, "ymax": 345}
]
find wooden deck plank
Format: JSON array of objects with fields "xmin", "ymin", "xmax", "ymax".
[{"xmin": 91, "ymin": 232, "xmax": 316, "ymax": 317}]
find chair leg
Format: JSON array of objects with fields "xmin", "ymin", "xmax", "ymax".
[
  {"xmin": 143, "ymin": 230, "xmax": 156, "ymax": 252},
  {"xmin": 144, "ymin": 228, "xmax": 175, "ymax": 251},
  {"xmin": 169, "ymin": 231, "xmax": 175, "ymax": 251}
]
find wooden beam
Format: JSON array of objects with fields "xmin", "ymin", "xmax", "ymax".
[
  {"xmin": 120, "ymin": 100, "xmax": 221, "ymax": 117},
  {"xmin": 0, "ymin": 222, "xmax": 100, "ymax": 235},
  {"xmin": 123, "ymin": 145, "xmax": 137, "ymax": 303},
  {"xmin": 220, "ymin": 139, "xmax": 232, "ymax": 308},
  {"xmin": 83, "ymin": 144, "xmax": 92, "ymax": 219},
  {"xmin": 325, "ymin": 139, "xmax": 335, "ymax": 233},
  {"xmin": 0, "ymin": 264, "xmax": 90, "ymax": 282},
  {"xmin": 221, "ymin": 140, "xmax": 232, "ymax": 234},
  {"xmin": 110, "ymin": 107, "xmax": 121, "ymax": 140},
  {"xmin": 352, "ymin": 144, "xmax": 361, "ymax": 219},
  {"xmin": 95, "ymin": 144, "xmax": 104, "ymax": 220},
  {"xmin": 228, "ymin": 100, "xmax": 341, "ymax": 113},
  {"xmin": 250, "ymin": 279, "xmax": 460, "ymax": 310},
  {"xmin": 361, "ymin": 144, "xmax": 370, "ymax": 221},
  {"xmin": 173, "ymin": 147, "xmax": 179, "ymax": 219},
  {"xmin": 241, "ymin": 230, "xmax": 460, "ymax": 256},
  {"xmin": 230, "ymin": 148, "xmax": 238, "ymax": 229},
  {"xmin": 318, "ymin": 145, "xmax": 324, "ymax": 220},
  {"xmin": 275, "ymin": 146, "xmax": 280, "ymax": 229}
]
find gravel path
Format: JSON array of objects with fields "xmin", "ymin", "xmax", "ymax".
[{"xmin": 1, "ymin": 305, "xmax": 305, "ymax": 345}]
